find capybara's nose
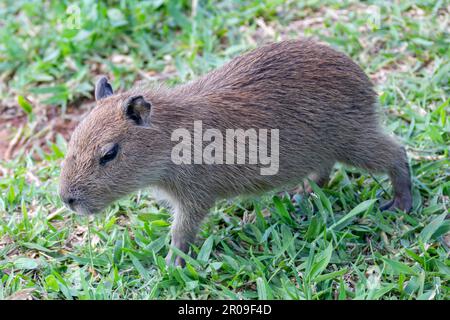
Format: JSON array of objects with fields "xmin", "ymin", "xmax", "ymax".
[
  {"xmin": 66, "ymin": 197, "xmax": 75, "ymax": 206},
  {"xmin": 60, "ymin": 191, "xmax": 76, "ymax": 210}
]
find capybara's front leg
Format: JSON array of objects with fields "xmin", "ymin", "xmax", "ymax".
[{"xmin": 165, "ymin": 202, "xmax": 209, "ymax": 267}]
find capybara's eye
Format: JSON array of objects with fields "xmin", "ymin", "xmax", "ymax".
[{"xmin": 100, "ymin": 143, "xmax": 119, "ymax": 166}]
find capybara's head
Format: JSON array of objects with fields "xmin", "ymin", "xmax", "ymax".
[{"xmin": 59, "ymin": 77, "xmax": 169, "ymax": 214}]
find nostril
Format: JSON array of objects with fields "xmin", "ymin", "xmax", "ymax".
[{"xmin": 62, "ymin": 195, "xmax": 76, "ymax": 208}]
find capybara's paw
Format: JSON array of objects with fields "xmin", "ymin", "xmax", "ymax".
[
  {"xmin": 165, "ymin": 251, "xmax": 186, "ymax": 267},
  {"xmin": 380, "ymin": 196, "xmax": 412, "ymax": 212}
]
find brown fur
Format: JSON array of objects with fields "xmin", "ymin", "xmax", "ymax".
[{"xmin": 59, "ymin": 39, "xmax": 412, "ymax": 266}]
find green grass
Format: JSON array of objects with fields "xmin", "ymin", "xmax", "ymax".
[{"xmin": 0, "ymin": 0, "xmax": 449, "ymax": 300}]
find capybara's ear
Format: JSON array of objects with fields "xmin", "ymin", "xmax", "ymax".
[
  {"xmin": 123, "ymin": 95, "xmax": 152, "ymax": 126},
  {"xmin": 95, "ymin": 76, "xmax": 114, "ymax": 101}
]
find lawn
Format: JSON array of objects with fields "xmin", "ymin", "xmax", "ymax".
[{"xmin": 0, "ymin": 0, "xmax": 448, "ymax": 300}]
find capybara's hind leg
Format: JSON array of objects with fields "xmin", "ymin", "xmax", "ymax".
[
  {"xmin": 379, "ymin": 144, "xmax": 412, "ymax": 212},
  {"xmin": 339, "ymin": 133, "xmax": 412, "ymax": 212},
  {"xmin": 283, "ymin": 162, "xmax": 334, "ymax": 198},
  {"xmin": 303, "ymin": 162, "xmax": 334, "ymax": 193}
]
